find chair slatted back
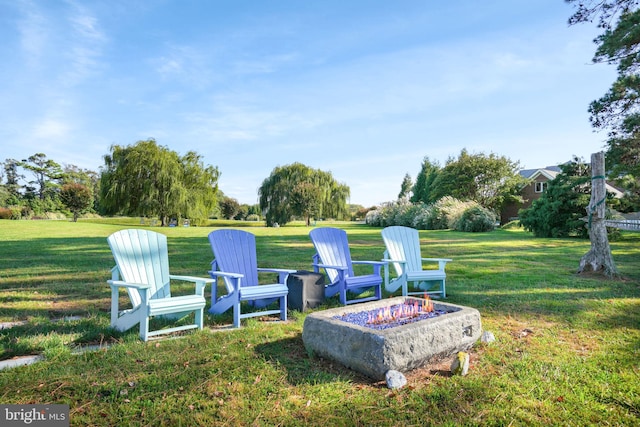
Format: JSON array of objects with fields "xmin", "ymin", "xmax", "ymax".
[
  {"xmin": 309, "ymin": 227, "xmax": 354, "ymax": 284},
  {"xmin": 381, "ymin": 226, "xmax": 423, "ymax": 277},
  {"xmin": 107, "ymin": 229, "xmax": 171, "ymax": 307},
  {"xmin": 208, "ymin": 229, "xmax": 259, "ymax": 287}
]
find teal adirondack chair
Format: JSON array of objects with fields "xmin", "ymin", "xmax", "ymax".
[
  {"xmin": 381, "ymin": 226, "xmax": 452, "ymax": 298},
  {"xmin": 107, "ymin": 229, "xmax": 212, "ymax": 341},
  {"xmin": 208, "ymin": 229, "xmax": 293, "ymax": 328},
  {"xmin": 309, "ymin": 227, "xmax": 383, "ymax": 305}
]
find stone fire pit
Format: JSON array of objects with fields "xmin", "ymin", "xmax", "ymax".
[{"xmin": 302, "ymin": 297, "xmax": 482, "ymax": 380}]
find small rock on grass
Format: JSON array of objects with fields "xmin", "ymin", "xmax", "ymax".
[
  {"xmin": 450, "ymin": 351, "xmax": 470, "ymax": 376},
  {"xmin": 481, "ymin": 330, "xmax": 496, "ymax": 343},
  {"xmin": 385, "ymin": 370, "xmax": 407, "ymax": 389}
]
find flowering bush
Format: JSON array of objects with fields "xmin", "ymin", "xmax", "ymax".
[{"xmin": 366, "ymin": 197, "xmax": 495, "ymax": 232}]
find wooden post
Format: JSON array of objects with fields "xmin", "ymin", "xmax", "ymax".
[{"xmin": 578, "ymin": 152, "xmax": 618, "ymax": 277}]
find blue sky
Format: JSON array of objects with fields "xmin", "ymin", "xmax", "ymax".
[{"xmin": 0, "ymin": 0, "xmax": 617, "ymax": 207}]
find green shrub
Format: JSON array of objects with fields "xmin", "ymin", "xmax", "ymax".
[
  {"xmin": 0, "ymin": 207, "xmax": 11, "ymax": 220},
  {"xmin": 366, "ymin": 197, "xmax": 494, "ymax": 232},
  {"xmin": 429, "ymin": 196, "xmax": 475, "ymax": 229},
  {"xmin": 454, "ymin": 205, "xmax": 497, "ymax": 232}
]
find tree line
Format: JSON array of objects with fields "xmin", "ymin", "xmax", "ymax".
[{"xmin": 0, "ymin": 139, "xmax": 352, "ymax": 226}]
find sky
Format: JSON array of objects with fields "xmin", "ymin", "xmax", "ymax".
[{"xmin": 0, "ymin": 0, "xmax": 619, "ymax": 207}]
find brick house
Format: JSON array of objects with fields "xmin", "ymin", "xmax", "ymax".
[
  {"xmin": 500, "ymin": 165, "xmax": 624, "ymax": 225},
  {"xmin": 500, "ymin": 166, "xmax": 561, "ymax": 224}
]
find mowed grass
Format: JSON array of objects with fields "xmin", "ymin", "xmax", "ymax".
[{"xmin": 0, "ymin": 218, "xmax": 639, "ymax": 426}]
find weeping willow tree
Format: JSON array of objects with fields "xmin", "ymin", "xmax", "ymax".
[
  {"xmin": 100, "ymin": 139, "xmax": 219, "ymax": 226},
  {"xmin": 258, "ymin": 162, "xmax": 350, "ymax": 226}
]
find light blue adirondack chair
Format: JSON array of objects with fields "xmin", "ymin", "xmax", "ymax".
[
  {"xmin": 107, "ymin": 229, "xmax": 211, "ymax": 341},
  {"xmin": 381, "ymin": 226, "xmax": 452, "ymax": 298},
  {"xmin": 309, "ymin": 227, "xmax": 383, "ymax": 305},
  {"xmin": 208, "ymin": 229, "xmax": 293, "ymax": 328}
]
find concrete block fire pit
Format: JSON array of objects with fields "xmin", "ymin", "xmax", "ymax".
[{"xmin": 302, "ymin": 297, "xmax": 482, "ymax": 380}]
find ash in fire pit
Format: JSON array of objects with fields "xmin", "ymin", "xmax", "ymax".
[
  {"xmin": 334, "ymin": 297, "xmax": 448, "ymax": 330},
  {"xmin": 303, "ymin": 297, "xmax": 482, "ymax": 380}
]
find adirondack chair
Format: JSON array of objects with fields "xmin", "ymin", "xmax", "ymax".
[
  {"xmin": 309, "ymin": 227, "xmax": 383, "ymax": 305},
  {"xmin": 107, "ymin": 229, "xmax": 211, "ymax": 341},
  {"xmin": 381, "ymin": 226, "xmax": 452, "ymax": 298},
  {"xmin": 208, "ymin": 229, "xmax": 293, "ymax": 328}
]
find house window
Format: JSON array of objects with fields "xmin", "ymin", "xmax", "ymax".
[{"xmin": 534, "ymin": 182, "xmax": 546, "ymax": 193}]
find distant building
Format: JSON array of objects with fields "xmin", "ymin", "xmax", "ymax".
[{"xmin": 500, "ymin": 165, "xmax": 623, "ymax": 225}]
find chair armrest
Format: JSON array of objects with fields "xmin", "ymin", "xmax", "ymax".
[
  {"xmin": 421, "ymin": 258, "xmax": 452, "ymax": 270},
  {"xmin": 382, "ymin": 258, "xmax": 407, "ymax": 265},
  {"xmin": 257, "ymin": 268, "xmax": 297, "ymax": 274},
  {"xmin": 313, "ymin": 263, "xmax": 348, "ymax": 271},
  {"xmin": 257, "ymin": 268, "xmax": 297, "ymax": 284},
  {"xmin": 107, "ymin": 280, "xmax": 151, "ymax": 290},
  {"xmin": 352, "ymin": 260, "xmax": 384, "ymax": 276},
  {"xmin": 352, "ymin": 260, "xmax": 386, "ymax": 266},
  {"xmin": 208, "ymin": 270, "xmax": 243, "ymax": 295},
  {"xmin": 169, "ymin": 275, "xmax": 215, "ymax": 295}
]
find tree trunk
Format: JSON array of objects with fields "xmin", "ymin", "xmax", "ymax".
[{"xmin": 578, "ymin": 152, "xmax": 618, "ymax": 277}]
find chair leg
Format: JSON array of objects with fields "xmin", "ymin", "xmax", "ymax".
[
  {"xmin": 195, "ymin": 308, "xmax": 203, "ymax": 330},
  {"xmin": 140, "ymin": 315, "xmax": 150, "ymax": 342},
  {"xmin": 280, "ymin": 295, "xmax": 287, "ymax": 321},
  {"xmin": 233, "ymin": 302, "xmax": 241, "ymax": 328}
]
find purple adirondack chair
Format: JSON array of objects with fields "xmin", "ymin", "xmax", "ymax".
[
  {"xmin": 208, "ymin": 229, "xmax": 294, "ymax": 327},
  {"xmin": 309, "ymin": 227, "xmax": 383, "ymax": 305}
]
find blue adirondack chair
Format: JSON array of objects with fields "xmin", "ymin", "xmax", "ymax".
[
  {"xmin": 107, "ymin": 229, "xmax": 212, "ymax": 341},
  {"xmin": 208, "ymin": 229, "xmax": 293, "ymax": 328},
  {"xmin": 381, "ymin": 226, "xmax": 452, "ymax": 298},
  {"xmin": 309, "ymin": 227, "xmax": 383, "ymax": 305}
]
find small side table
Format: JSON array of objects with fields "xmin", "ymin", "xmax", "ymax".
[{"xmin": 286, "ymin": 270, "xmax": 325, "ymax": 311}]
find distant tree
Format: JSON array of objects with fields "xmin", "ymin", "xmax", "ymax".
[
  {"xmin": 429, "ymin": 149, "xmax": 527, "ymax": 213},
  {"xmin": 398, "ymin": 173, "xmax": 413, "ymax": 201},
  {"xmin": 519, "ymin": 158, "xmax": 592, "ymax": 238},
  {"xmin": 234, "ymin": 204, "xmax": 250, "ymax": 220},
  {"xmin": 180, "ymin": 151, "xmax": 220, "ymax": 225},
  {"xmin": 258, "ymin": 162, "xmax": 350, "ymax": 226},
  {"xmin": 100, "ymin": 139, "xmax": 219, "ymax": 226},
  {"xmin": 2, "ymin": 159, "xmax": 23, "ymax": 205},
  {"xmin": 19, "ymin": 153, "xmax": 64, "ymax": 201},
  {"xmin": 220, "ymin": 196, "xmax": 241, "ymax": 220},
  {"xmin": 60, "ymin": 183, "xmax": 93, "ymax": 222},
  {"xmin": 410, "ymin": 157, "xmax": 441, "ymax": 204},
  {"xmin": 63, "ymin": 164, "xmax": 100, "ymax": 212},
  {"xmin": 290, "ymin": 181, "xmax": 323, "ymax": 226}
]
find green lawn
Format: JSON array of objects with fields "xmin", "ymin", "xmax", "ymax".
[{"xmin": 0, "ymin": 219, "xmax": 639, "ymax": 426}]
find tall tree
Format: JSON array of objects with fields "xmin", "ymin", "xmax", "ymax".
[
  {"xmin": 18, "ymin": 153, "xmax": 63, "ymax": 201},
  {"xmin": 258, "ymin": 162, "xmax": 350, "ymax": 226},
  {"xmin": 410, "ymin": 157, "xmax": 441, "ymax": 204},
  {"xmin": 578, "ymin": 152, "xmax": 619, "ymax": 276},
  {"xmin": 398, "ymin": 173, "xmax": 413, "ymax": 201},
  {"xmin": 568, "ymin": 1, "xmax": 640, "ymax": 201},
  {"xmin": 429, "ymin": 149, "xmax": 527, "ymax": 213},
  {"xmin": 1, "ymin": 159, "xmax": 22, "ymax": 205},
  {"xmin": 100, "ymin": 139, "xmax": 219, "ymax": 226}
]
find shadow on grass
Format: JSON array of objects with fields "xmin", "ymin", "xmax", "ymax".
[{"xmin": 254, "ymin": 334, "xmax": 376, "ymax": 387}]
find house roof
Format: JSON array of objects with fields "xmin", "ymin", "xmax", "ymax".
[
  {"xmin": 519, "ymin": 166, "xmax": 560, "ymax": 180},
  {"xmin": 520, "ymin": 165, "xmax": 625, "ymax": 198}
]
